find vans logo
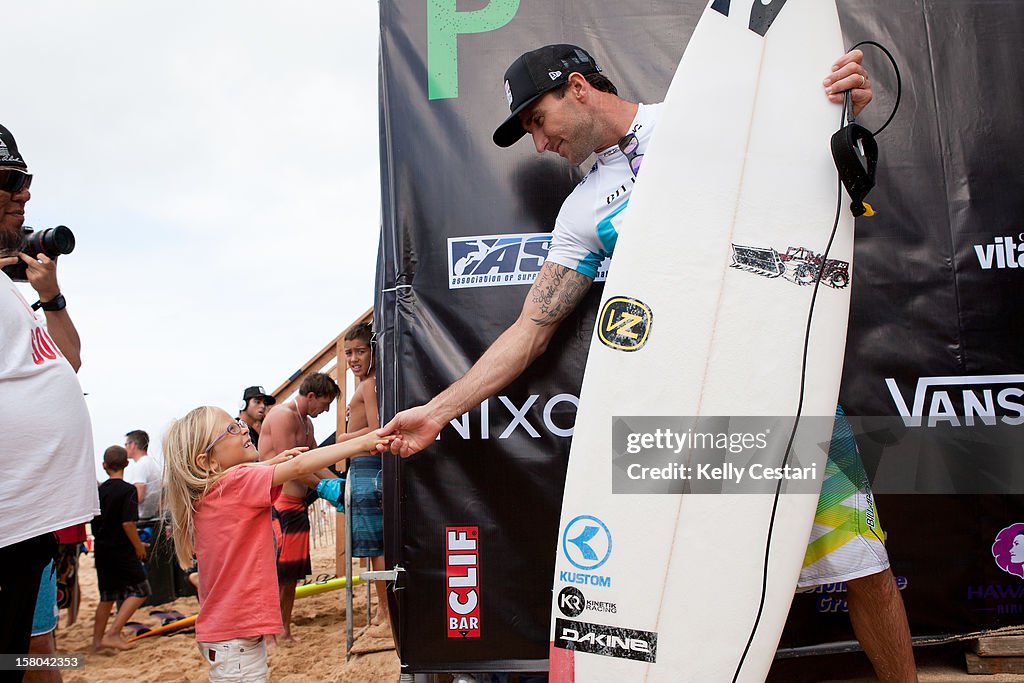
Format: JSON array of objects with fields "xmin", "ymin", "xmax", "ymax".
[
  {"xmin": 974, "ymin": 234, "xmax": 1024, "ymax": 270},
  {"xmin": 554, "ymin": 618, "xmax": 657, "ymax": 663},
  {"xmin": 446, "ymin": 526, "xmax": 480, "ymax": 638},
  {"xmin": 885, "ymin": 374, "xmax": 1024, "ymax": 427}
]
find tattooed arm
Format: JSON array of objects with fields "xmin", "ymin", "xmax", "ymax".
[{"xmin": 380, "ymin": 261, "xmax": 593, "ymax": 457}]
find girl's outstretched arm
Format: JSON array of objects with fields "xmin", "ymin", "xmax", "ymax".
[{"xmin": 271, "ymin": 430, "xmax": 391, "ymax": 487}]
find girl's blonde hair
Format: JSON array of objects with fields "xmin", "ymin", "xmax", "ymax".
[{"xmin": 162, "ymin": 406, "xmax": 246, "ymax": 568}]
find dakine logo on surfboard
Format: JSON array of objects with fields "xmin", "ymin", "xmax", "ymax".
[
  {"xmin": 711, "ymin": 0, "xmax": 789, "ymax": 37},
  {"xmin": 885, "ymin": 374, "xmax": 1024, "ymax": 427},
  {"xmin": 554, "ymin": 618, "xmax": 658, "ymax": 663},
  {"xmin": 446, "ymin": 526, "xmax": 481, "ymax": 638},
  {"xmin": 991, "ymin": 524, "xmax": 1024, "ymax": 579},
  {"xmin": 448, "ymin": 233, "xmax": 610, "ymax": 289},
  {"xmin": 730, "ymin": 243, "xmax": 850, "ymax": 289},
  {"xmin": 598, "ymin": 296, "xmax": 652, "ymax": 352}
]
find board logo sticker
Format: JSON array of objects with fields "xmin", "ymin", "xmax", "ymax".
[
  {"xmin": 446, "ymin": 526, "xmax": 481, "ymax": 638},
  {"xmin": 730, "ymin": 243, "xmax": 850, "ymax": 289},
  {"xmin": 562, "ymin": 514, "xmax": 613, "ymax": 571},
  {"xmin": 557, "ymin": 586, "xmax": 586, "ymax": 617},
  {"xmin": 711, "ymin": 0, "xmax": 789, "ymax": 36},
  {"xmin": 992, "ymin": 523, "xmax": 1024, "ymax": 579},
  {"xmin": 598, "ymin": 296, "xmax": 652, "ymax": 351},
  {"xmin": 554, "ymin": 618, "xmax": 658, "ymax": 663}
]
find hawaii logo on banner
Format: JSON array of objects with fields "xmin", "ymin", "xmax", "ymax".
[{"xmin": 991, "ymin": 523, "xmax": 1024, "ymax": 579}]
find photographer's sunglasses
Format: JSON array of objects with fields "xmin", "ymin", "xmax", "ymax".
[{"xmin": 0, "ymin": 169, "xmax": 32, "ymax": 194}]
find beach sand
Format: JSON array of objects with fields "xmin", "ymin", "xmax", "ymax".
[{"xmin": 53, "ymin": 544, "xmax": 399, "ymax": 682}]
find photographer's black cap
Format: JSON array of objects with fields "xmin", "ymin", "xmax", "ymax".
[
  {"xmin": 0, "ymin": 124, "xmax": 27, "ymax": 170},
  {"xmin": 243, "ymin": 385, "xmax": 276, "ymax": 405},
  {"xmin": 493, "ymin": 44, "xmax": 601, "ymax": 148}
]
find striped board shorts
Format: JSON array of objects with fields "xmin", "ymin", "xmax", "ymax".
[
  {"xmin": 349, "ymin": 455, "xmax": 384, "ymax": 558},
  {"xmin": 798, "ymin": 405, "xmax": 890, "ymax": 589},
  {"xmin": 272, "ymin": 494, "xmax": 311, "ymax": 583}
]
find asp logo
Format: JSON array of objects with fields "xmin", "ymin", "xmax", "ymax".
[
  {"xmin": 598, "ymin": 296, "xmax": 652, "ymax": 351},
  {"xmin": 448, "ymin": 233, "xmax": 610, "ymax": 290},
  {"xmin": 562, "ymin": 515, "xmax": 612, "ymax": 571}
]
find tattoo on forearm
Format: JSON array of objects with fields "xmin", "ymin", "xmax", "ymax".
[{"xmin": 529, "ymin": 265, "xmax": 591, "ymax": 327}]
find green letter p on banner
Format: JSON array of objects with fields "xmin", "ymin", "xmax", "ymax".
[{"xmin": 427, "ymin": 0, "xmax": 519, "ymax": 100}]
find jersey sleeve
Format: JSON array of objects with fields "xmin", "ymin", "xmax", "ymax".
[{"xmin": 545, "ymin": 180, "xmax": 607, "ymax": 279}]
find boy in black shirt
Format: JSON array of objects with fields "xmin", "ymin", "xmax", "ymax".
[{"xmin": 90, "ymin": 445, "xmax": 150, "ymax": 651}]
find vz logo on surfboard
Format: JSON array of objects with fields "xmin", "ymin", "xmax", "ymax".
[
  {"xmin": 712, "ymin": 0, "xmax": 789, "ymax": 36},
  {"xmin": 448, "ymin": 233, "xmax": 610, "ymax": 290},
  {"xmin": 598, "ymin": 296, "xmax": 652, "ymax": 352},
  {"xmin": 554, "ymin": 618, "xmax": 658, "ymax": 663},
  {"xmin": 731, "ymin": 244, "xmax": 850, "ymax": 289}
]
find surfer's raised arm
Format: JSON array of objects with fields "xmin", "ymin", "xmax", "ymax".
[{"xmin": 381, "ymin": 260, "xmax": 592, "ymax": 457}]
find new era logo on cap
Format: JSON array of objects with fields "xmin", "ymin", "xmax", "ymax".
[{"xmin": 493, "ymin": 44, "xmax": 601, "ymax": 148}]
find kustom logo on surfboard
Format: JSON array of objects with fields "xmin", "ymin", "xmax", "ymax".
[
  {"xmin": 446, "ymin": 526, "xmax": 481, "ymax": 638},
  {"xmin": 559, "ymin": 515, "xmax": 615, "ymax": 589},
  {"xmin": 730, "ymin": 243, "xmax": 850, "ymax": 289},
  {"xmin": 553, "ymin": 618, "xmax": 658, "ymax": 663},
  {"xmin": 884, "ymin": 374, "xmax": 1024, "ymax": 427},
  {"xmin": 447, "ymin": 233, "xmax": 610, "ymax": 289}
]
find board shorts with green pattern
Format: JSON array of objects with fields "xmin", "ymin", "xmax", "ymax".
[{"xmin": 797, "ymin": 405, "xmax": 889, "ymax": 589}]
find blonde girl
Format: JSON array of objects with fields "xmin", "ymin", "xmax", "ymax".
[{"xmin": 163, "ymin": 406, "xmax": 388, "ymax": 682}]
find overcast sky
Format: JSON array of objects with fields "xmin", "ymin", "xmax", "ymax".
[{"xmin": 8, "ymin": 1, "xmax": 381, "ymax": 477}]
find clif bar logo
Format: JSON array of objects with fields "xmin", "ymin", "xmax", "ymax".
[
  {"xmin": 885, "ymin": 374, "xmax": 1024, "ymax": 427},
  {"xmin": 446, "ymin": 526, "xmax": 480, "ymax": 638}
]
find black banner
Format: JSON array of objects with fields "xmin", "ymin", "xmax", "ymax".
[{"xmin": 376, "ymin": 0, "xmax": 1024, "ymax": 672}]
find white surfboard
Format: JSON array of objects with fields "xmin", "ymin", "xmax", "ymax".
[{"xmin": 548, "ymin": 1, "xmax": 854, "ymax": 681}]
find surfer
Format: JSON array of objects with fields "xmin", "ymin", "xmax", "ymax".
[{"xmin": 382, "ymin": 44, "xmax": 916, "ymax": 681}]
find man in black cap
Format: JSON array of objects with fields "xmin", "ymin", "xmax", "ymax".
[
  {"xmin": 383, "ymin": 44, "xmax": 917, "ymax": 680},
  {"xmin": 239, "ymin": 385, "xmax": 276, "ymax": 449},
  {"xmin": 0, "ymin": 122, "xmax": 98, "ymax": 681}
]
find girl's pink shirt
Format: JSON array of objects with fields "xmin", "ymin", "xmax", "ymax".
[{"xmin": 194, "ymin": 464, "xmax": 283, "ymax": 642}]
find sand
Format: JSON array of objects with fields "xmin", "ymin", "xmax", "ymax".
[{"xmin": 52, "ymin": 544, "xmax": 400, "ymax": 683}]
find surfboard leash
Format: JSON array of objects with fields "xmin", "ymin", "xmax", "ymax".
[
  {"xmin": 831, "ymin": 40, "xmax": 903, "ymax": 218},
  {"xmin": 732, "ymin": 41, "xmax": 902, "ymax": 683}
]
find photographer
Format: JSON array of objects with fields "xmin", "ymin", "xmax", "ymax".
[{"xmin": 0, "ymin": 122, "xmax": 98, "ymax": 679}]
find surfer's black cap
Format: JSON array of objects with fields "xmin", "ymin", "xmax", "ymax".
[
  {"xmin": 243, "ymin": 385, "xmax": 276, "ymax": 406},
  {"xmin": 0, "ymin": 124, "xmax": 28, "ymax": 170},
  {"xmin": 493, "ymin": 44, "xmax": 601, "ymax": 148}
]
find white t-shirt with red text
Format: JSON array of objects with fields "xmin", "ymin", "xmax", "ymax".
[{"xmin": 0, "ymin": 271, "xmax": 99, "ymax": 548}]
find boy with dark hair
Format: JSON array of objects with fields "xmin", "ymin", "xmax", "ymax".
[{"xmin": 90, "ymin": 445, "xmax": 150, "ymax": 652}]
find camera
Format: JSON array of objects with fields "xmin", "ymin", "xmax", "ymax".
[{"xmin": 1, "ymin": 226, "xmax": 76, "ymax": 282}]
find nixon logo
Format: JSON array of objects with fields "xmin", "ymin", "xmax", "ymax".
[
  {"xmin": 711, "ymin": 0, "xmax": 790, "ymax": 36},
  {"xmin": 562, "ymin": 515, "xmax": 612, "ymax": 571},
  {"xmin": 598, "ymin": 296, "xmax": 652, "ymax": 351}
]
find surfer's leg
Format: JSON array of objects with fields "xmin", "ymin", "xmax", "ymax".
[{"xmin": 847, "ymin": 569, "xmax": 917, "ymax": 682}]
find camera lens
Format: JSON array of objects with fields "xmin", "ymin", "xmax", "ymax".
[{"xmin": 24, "ymin": 225, "xmax": 75, "ymax": 258}]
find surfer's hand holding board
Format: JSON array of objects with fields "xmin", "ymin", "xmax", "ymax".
[{"xmin": 825, "ymin": 49, "xmax": 873, "ymax": 115}]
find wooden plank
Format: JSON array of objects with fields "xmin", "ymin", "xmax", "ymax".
[
  {"xmin": 966, "ymin": 652, "xmax": 1024, "ymax": 674},
  {"xmin": 975, "ymin": 636, "xmax": 1024, "ymax": 657}
]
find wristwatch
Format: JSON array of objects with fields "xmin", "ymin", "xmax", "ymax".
[{"xmin": 39, "ymin": 293, "xmax": 66, "ymax": 312}]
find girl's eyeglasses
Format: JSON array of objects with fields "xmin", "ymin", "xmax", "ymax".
[{"xmin": 204, "ymin": 419, "xmax": 249, "ymax": 454}]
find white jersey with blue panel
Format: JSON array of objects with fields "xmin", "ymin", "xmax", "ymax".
[{"xmin": 544, "ymin": 103, "xmax": 661, "ymax": 278}]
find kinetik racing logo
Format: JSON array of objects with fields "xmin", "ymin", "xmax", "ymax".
[
  {"xmin": 885, "ymin": 374, "xmax": 1024, "ymax": 427},
  {"xmin": 448, "ymin": 233, "xmax": 610, "ymax": 289}
]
